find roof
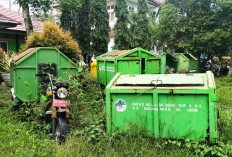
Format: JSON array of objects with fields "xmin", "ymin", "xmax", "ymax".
[
  {"xmin": 0, "ymin": 5, "xmax": 43, "ymax": 32},
  {"xmin": 148, "ymin": 0, "xmax": 165, "ymax": 6},
  {"xmin": 99, "ymin": 50, "xmax": 130, "ymax": 59},
  {"xmin": 98, "ymin": 48, "xmax": 160, "ymax": 59}
]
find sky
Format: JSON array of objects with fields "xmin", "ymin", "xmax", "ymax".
[{"xmin": 0, "ymin": 0, "xmax": 21, "ymax": 12}]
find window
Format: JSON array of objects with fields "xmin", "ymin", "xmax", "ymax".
[
  {"xmin": 107, "ymin": 5, "xmax": 114, "ymax": 10},
  {"xmin": 0, "ymin": 41, "xmax": 8, "ymax": 52},
  {"xmin": 129, "ymin": 6, "xmax": 135, "ymax": 11}
]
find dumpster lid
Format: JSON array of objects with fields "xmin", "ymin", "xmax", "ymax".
[
  {"xmin": 12, "ymin": 47, "xmax": 39, "ymax": 63},
  {"xmin": 115, "ymin": 74, "xmax": 205, "ymax": 87},
  {"xmin": 99, "ymin": 50, "xmax": 130, "ymax": 59}
]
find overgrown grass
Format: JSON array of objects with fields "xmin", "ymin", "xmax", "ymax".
[{"xmin": 0, "ymin": 73, "xmax": 232, "ymax": 156}]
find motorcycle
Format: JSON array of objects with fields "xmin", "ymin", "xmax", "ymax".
[
  {"xmin": 220, "ymin": 60, "xmax": 230, "ymax": 76},
  {"xmin": 202, "ymin": 57, "xmax": 230, "ymax": 76},
  {"xmin": 36, "ymin": 72, "xmax": 71, "ymax": 143},
  {"xmin": 204, "ymin": 59, "xmax": 220, "ymax": 76}
]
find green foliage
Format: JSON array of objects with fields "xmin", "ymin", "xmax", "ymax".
[
  {"xmin": 90, "ymin": 0, "xmax": 110, "ymax": 56},
  {"xmin": 1, "ymin": 75, "xmax": 232, "ymax": 156},
  {"xmin": 114, "ymin": 0, "xmax": 130, "ymax": 50},
  {"xmin": 20, "ymin": 21, "xmax": 82, "ymax": 61},
  {"xmin": 0, "ymin": 84, "xmax": 11, "ymax": 107},
  {"xmin": 154, "ymin": 0, "xmax": 232, "ymax": 56},
  {"xmin": 130, "ymin": 0, "xmax": 152, "ymax": 50},
  {"xmin": 16, "ymin": 0, "xmax": 55, "ymax": 14},
  {"xmin": 60, "ymin": 0, "xmax": 91, "ymax": 62},
  {"xmin": 0, "ymin": 49, "xmax": 17, "ymax": 73}
]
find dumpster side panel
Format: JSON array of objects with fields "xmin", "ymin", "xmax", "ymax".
[
  {"xmin": 145, "ymin": 59, "xmax": 160, "ymax": 74},
  {"xmin": 15, "ymin": 68, "xmax": 37, "ymax": 101},
  {"xmin": 58, "ymin": 54, "xmax": 77, "ymax": 79},
  {"xmin": 176, "ymin": 54, "xmax": 189, "ymax": 73},
  {"xmin": 158, "ymin": 94, "xmax": 208, "ymax": 140},
  {"xmin": 111, "ymin": 93, "xmax": 155, "ymax": 135},
  {"xmin": 189, "ymin": 60, "xmax": 199, "ymax": 71},
  {"xmin": 16, "ymin": 53, "xmax": 36, "ymax": 66},
  {"xmin": 109, "ymin": 92, "xmax": 210, "ymax": 141},
  {"xmin": 59, "ymin": 54, "xmax": 76, "ymax": 67},
  {"xmin": 97, "ymin": 61, "xmax": 107, "ymax": 85},
  {"xmin": 117, "ymin": 60, "xmax": 141, "ymax": 74},
  {"xmin": 106, "ymin": 61, "xmax": 116, "ymax": 85},
  {"xmin": 37, "ymin": 49, "xmax": 58, "ymax": 64}
]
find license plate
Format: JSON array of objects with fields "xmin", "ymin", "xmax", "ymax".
[{"xmin": 53, "ymin": 99, "xmax": 70, "ymax": 107}]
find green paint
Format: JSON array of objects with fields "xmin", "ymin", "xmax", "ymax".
[
  {"xmin": 97, "ymin": 48, "xmax": 161, "ymax": 86},
  {"xmin": 10, "ymin": 47, "xmax": 78, "ymax": 102},
  {"xmin": 175, "ymin": 53, "xmax": 198, "ymax": 73},
  {"xmin": 106, "ymin": 71, "xmax": 218, "ymax": 143}
]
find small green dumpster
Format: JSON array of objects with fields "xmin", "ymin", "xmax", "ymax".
[
  {"xmin": 183, "ymin": 53, "xmax": 198, "ymax": 72},
  {"xmin": 161, "ymin": 53, "xmax": 179, "ymax": 74},
  {"xmin": 10, "ymin": 47, "xmax": 78, "ymax": 102},
  {"xmin": 106, "ymin": 71, "xmax": 218, "ymax": 143},
  {"xmin": 174, "ymin": 53, "xmax": 189, "ymax": 73},
  {"xmin": 97, "ymin": 48, "xmax": 161, "ymax": 86},
  {"xmin": 175, "ymin": 53, "xmax": 198, "ymax": 73}
]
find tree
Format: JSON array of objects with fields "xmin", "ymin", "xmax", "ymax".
[
  {"xmin": 130, "ymin": 0, "xmax": 152, "ymax": 50},
  {"xmin": 153, "ymin": 0, "xmax": 232, "ymax": 57},
  {"xmin": 114, "ymin": 0, "xmax": 130, "ymax": 50},
  {"xmin": 90, "ymin": 0, "xmax": 109, "ymax": 56},
  {"xmin": 16, "ymin": 0, "xmax": 54, "ymax": 36},
  {"xmin": 60, "ymin": 0, "xmax": 91, "ymax": 62},
  {"xmin": 20, "ymin": 21, "xmax": 82, "ymax": 60}
]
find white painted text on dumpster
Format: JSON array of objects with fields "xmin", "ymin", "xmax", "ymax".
[
  {"xmin": 131, "ymin": 102, "xmax": 202, "ymax": 112},
  {"xmin": 99, "ymin": 66, "xmax": 115, "ymax": 72}
]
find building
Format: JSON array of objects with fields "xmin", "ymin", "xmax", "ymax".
[
  {"xmin": 0, "ymin": 5, "xmax": 43, "ymax": 52},
  {"xmin": 107, "ymin": 0, "xmax": 164, "ymax": 51}
]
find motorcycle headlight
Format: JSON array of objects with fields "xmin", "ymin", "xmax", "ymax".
[{"xmin": 57, "ymin": 87, "xmax": 68, "ymax": 99}]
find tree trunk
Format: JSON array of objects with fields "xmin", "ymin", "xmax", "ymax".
[{"xmin": 22, "ymin": 3, "xmax": 33, "ymax": 36}]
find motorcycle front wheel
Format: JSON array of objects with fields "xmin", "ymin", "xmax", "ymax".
[{"xmin": 55, "ymin": 117, "xmax": 68, "ymax": 144}]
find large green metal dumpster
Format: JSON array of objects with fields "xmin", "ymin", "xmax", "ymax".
[
  {"xmin": 97, "ymin": 48, "xmax": 161, "ymax": 86},
  {"xmin": 10, "ymin": 47, "xmax": 78, "ymax": 102},
  {"xmin": 161, "ymin": 53, "xmax": 179, "ymax": 74},
  {"xmin": 106, "ymin": 71, "xmax": 218, "ymax": 143}
]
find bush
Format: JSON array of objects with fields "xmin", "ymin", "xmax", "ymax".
[
  {"xmin": 0, "ymin": 48, "xmax": 17, "ymax": 73},
  {"xmin": 20, "ymin": 21, "xmax": 82, "ymax": 61}
]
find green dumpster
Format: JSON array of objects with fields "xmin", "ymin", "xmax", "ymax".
[
  {"xmin": 106, "ymin": 71, "xmax": 218, "ymax": 143},
  {"xmin": 161, "ymin": 53, "xmax": 179, "ymax": 74},
  {"xmin": 10, "ymin": 47, "xmax": 78, "ymax": 102},
  {"xmin": 175, "ymin": 53, "xmax": 198, "ymax": 73},
  {"xmin": 97, "ymin": 48, "xmax": 161, "ymax": 86},
  {"xmin": 183, "ymin": 53, "xmax": 198, "ymax": 72},
  {"xmin": 174, "ymin": 53, "xmax": 189, "ymax": 73}
]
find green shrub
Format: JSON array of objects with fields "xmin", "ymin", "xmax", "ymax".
[
  {"xmin": 20, "ymin": 21, "xmax": 82, "ymax": 61},
  {"xmin": 0, "ymin": 48, "xmax": 17, "ymax": 73}
]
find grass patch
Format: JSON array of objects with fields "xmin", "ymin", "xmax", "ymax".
[{"xmin": 0, "ymin": 73, "xmax": 232, "ymax": 156}]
